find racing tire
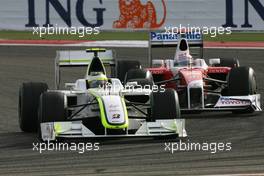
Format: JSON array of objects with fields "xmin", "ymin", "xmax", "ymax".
[
  {"xmin": 126, "ymin": 78, "xmax": 154, "ymax": 87},
  {"xmin": 227, "ymin": 67, "xmax": 257, "ymax": 96},
  {"xmin": 124, "ymin": 76, "xmax": 154, "ymax": 103},
  {"xmin": 116, "ymin": 60, "xmax": 141, "ymax": 83},
  {"xmin": 124, "ymin": 69, "xmax": 154, "ymax": 103},
  {"xmin": 125, "ymin": 69, "xmax": 153, "ymax": 84},
  {"xmin": 219, "ymin": 58, "xmax": 240, "ymax": 68},
  {"xmin": 19, "ymin": 82, "xmax": 48, "ymax": 132},
  {"xmin": 150, "ymin": 89, "xmax": 181, "ymax": 120},
  {"xmin": 38, "ymin": 92, "xmax": 66, "ymax": 140},
  {"xmin": 227, "ymin": 67, "xmax": 257, "ymax": 114},
  {"xmin": 38, "ymin": 92, "xmax": 66, "ymax": 123}
]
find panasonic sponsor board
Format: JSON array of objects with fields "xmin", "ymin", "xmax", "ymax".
[{"xmin": 151, "ymin": 32, "xmax": 202, "ymax": 43}]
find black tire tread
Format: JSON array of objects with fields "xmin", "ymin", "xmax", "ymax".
[
  {"xmin": 228, "ymin": 66, "xmax": 256, "ymax": 96},
  {"xmin": 219, "ymin": 58, "xmax": 240, "ymax": 68},
  {"xmin": 150, "ymin": 89, "xmax": 180, "ymax": 119},
  {"xmin": 39, "ymin": 92, "xmax": 66, "ymax": 123},
  {"xmin": 116, "ymin": 60, "xmax": 141, "ymax": 83},
  {"xmin": 125, "ymin": 69, "xmax": 153, "ymax": 84},
  {"xmin": 19, "ymin": 82, "xmax": 48, "ymax": 132}
]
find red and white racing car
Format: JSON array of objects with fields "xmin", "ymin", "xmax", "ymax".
[{"xmin": 117, "ymin": 34, "xmax": 261, "ymax": 114}]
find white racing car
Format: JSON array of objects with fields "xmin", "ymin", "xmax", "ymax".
[{"xmin": 19, "ymin": 48, "xmax": 186, "ymax": 141}]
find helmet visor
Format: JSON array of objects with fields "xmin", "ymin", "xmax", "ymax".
[{"xmin": 89, "ymin": 80, "xmax": 107, "ymax": 88}]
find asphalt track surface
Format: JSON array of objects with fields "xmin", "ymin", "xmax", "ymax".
[{"xmin": 0, "ymin": 46, "xmax": 263, "ymax": 176}]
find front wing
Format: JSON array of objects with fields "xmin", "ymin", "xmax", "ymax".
[
  {"xmin": 40, "ymin": 119, "xmax": 187, "ymax": 141},
  {"xmin": 182, "ymin": 94, "xmax": 261, "ymax": 112}
]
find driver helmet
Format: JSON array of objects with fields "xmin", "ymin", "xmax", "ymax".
[{"xmin": 88, "ymin": 72, "xmax": 108, "ymax": 88}]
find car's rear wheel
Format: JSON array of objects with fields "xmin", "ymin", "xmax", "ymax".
[
  {"xmin": 124, "ymin": 69, "xmax": 154, "ymax": 103},
  {"xmin": 125, "ymin": 69, "xmax": 153, "ymax": 84},
  {"xmin": 116, "ymin": 60, "xmax": 141, "ymax": 83},
  {"xmin": 19, "ymin": 82, "xmax": 48, "ymax": 132},
  {"xmin": 227, "ymin": 67, "xmax": 257, "ymax": 113},
  {"xmin": 219, "ymin": 58, "xmax": 240, "ymax": 68}
]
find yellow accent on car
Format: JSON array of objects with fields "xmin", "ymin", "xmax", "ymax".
[
  {"xmin": 89, "ymin": 90, "xmax": 128, "ymax": 129},
  {"xmin": 86, "ymin": 48, "xmax": 106, "ymax": 52},
  {"xmin": 54, "ymin": 123, "xmax": 62, "ymax": 136}
]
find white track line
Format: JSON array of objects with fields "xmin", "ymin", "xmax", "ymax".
[
  {"xmin": 0, "ymin": 40, "xmax": 263, "ymax": 49},
  {"xmin": 0, "ymin": 40, "xmax": 149, "ymax": 48},
  {"xmin": 64, "ymin": 40, "xmax": 148, "ymax": 48}
]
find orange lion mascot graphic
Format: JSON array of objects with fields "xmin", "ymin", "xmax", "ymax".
[{"xmin": 113, "ymin": 0, "xmax": 167, "ymax": 28}]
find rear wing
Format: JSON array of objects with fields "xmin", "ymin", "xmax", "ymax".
[
  {"xmin": 56, "ymin": 49, "xmax": 114, "ymax": 67},
  {"xmin": 55, "ymin": 49, "xmax": 114, "ymax": 89},
  {"xmin": 148, "ymin": 31, "xmax": 203, "ymax": 66}
]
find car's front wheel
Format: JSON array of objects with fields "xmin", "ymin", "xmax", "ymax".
[
  {"xmin": 150, "ymin": 89, "xmax": 181, "ymax": 120},
  {"xmin": 19, "ymin": 82, "xmax": 48, "ymax": 132},
  {"xmin": 227, "ymin": 67, "xmax": 257, "ymax": 113},
  {"xmin": 227, "ymin": 66, "xmax": 257, "ymax": 96},
  {"xmin": 38, "ymin": 92, "xmax": 66, "ymax": 140}
]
